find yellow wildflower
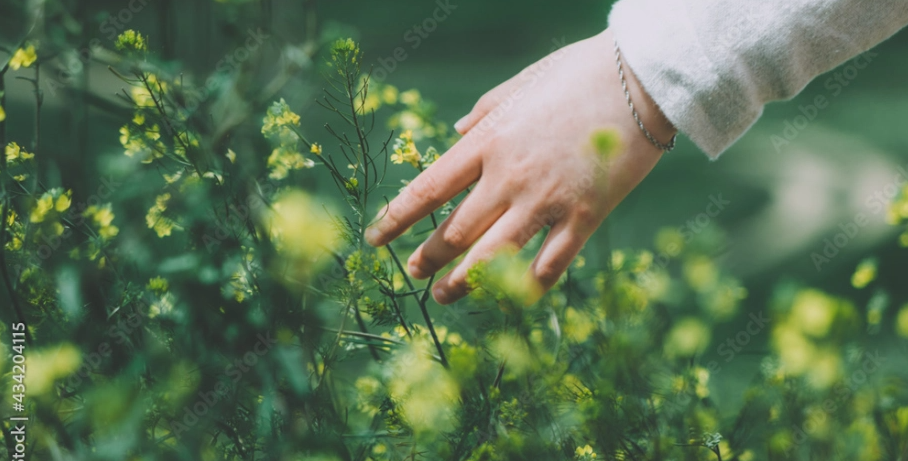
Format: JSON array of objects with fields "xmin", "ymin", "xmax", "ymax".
[
  {"xmin": 664, "ymin": 317, "xmax": 710, "ymax": 358},
  {"xmin": 851, "ymin": 258, "xmax": 877, "ymax": 289},
  {"xmin": 6, "ymin": 142, "xmax": 34, "ymax": 162},
  {"xmin": 262, "ymin": 98, "xmax": 301, "ymax": 138},
  {"xmin": 30, "ymin": 193, "xmax": 55, "ymax": 223},
  {"xmin": 85, "ymin": 204, "xmax": 119, "ymax": 240},
  {"xmin": 147, "ymin": 276, "xmax": 169, "ymax": 294},
  {"xmin": 896, "ymin": 305, "xmax": 908, "ymax": 338},
  {"xmin": 25, "ymin": 343, "xmax": 81, "ymax": 396},
  {"xmin": 114, "ymin": 30, "xmax": 147, "ymax": 53},
  {"xmin": 267, "ymin": 146, "xmax": 313, "ymax": 180},
  {"xmin": 9, "ymin": 45, "xmax": 37, "ymax": 70},
  {"xmin": 381, "ymin": 85, "xmax": 399, "ymax": 104},
  {"xmin": 146, "ymin": 193, "xmax": 180, "ymax": 237},
  {"xmin": 390, "ymin": 130, "xmax": 421, "ymax": 167},
  {"xmin": 400, "ymin": 89, "xmax": 421, "ymax": 106},
  {"xmin": 575, "ymin": 444, "xmax": 597, "ymax": 460}
]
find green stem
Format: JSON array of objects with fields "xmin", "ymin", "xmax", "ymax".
[{"xmin": 387, "ymin": 244, "xmax": 447, "ymax": 368}]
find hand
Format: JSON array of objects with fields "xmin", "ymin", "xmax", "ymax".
[{"xmin": 365, "ymin": 29, "xmax": 676, "ymax": 305}]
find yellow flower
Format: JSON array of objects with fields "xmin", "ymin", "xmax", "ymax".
[
  {"xmin": 563, "ymin": 307, "xmax": 596, "ymax": 343},
  {"xmin": 310, "ymin": 143, "xmax": 323, "ymax": 155},
  {"xmin": 25, "ymin": 343, "xmax": 81, "ymax": 396},
  {"xmin": 226, "ymin": 148, "xmax": 237, "ymax": 163},
  {"xmin": 9, "ymin": 45, "xmax": 37, "ymax": 70},
  {"xmin": 359, "ymin": 92, "xmax": 381, "ymax": 114},
  {"xmin": 695, "ymin": 367, "xmax": 710, "ymax": 398},
  {"xmin": 851, "ymin": 258, "xmax": 877, "ymax": 289},
  {"xmin": 264, "ymin": 190, "xmax": 336, "ymax": 263},
  {"xmin": 267, "ymin": 146, "xmax": 314, "ymax": 180},
  {"xmin": 85, "ymin": 204, "xmax": 119, "ymax": 241},
  {"xmin": 147, "ymin": 276, "xmax": 169, "ymax": 294},
  {"xmin": 5, "ymin": 142, "xmax": 34, "ymax": 162},
  {"xmin": 683, "ymin": 256, "xmax": 718, "ymax": 291},
  {"xmin": 655, "ymin": 227, "xmax": 685, "ymax": 257},
  {"xmin": 390, "ymin": 130, "xmax": 421, "ymax": 167},
  {"xmin": 664, "ymin": 317, "xmax": 711, "ymax": 358},
  {"xmin": 400, "ymin": 89, "xmax": 421, "ymax": 106},
  {"xmin": 575, "ymin": 444, "xmax": 597, "ymax": 460},
  {"xmin": 381, "ymin": 85, "xmax": 399, "ymax": 104},
  {"xmin": 262, "ymin": 98, "xmax": 301, "ymax": 138},
  {"xmin": 0, "ymin": 104, "xmax": 5, "ymax": 122},
  {"xmin": 114, "ymin": 30, "xmax": 147, "ymax": 53},
  {"xmin": 791, "ymin": 289, "xmax": 837, "ymax": 337},
  {"xmin": 55, "ymin": 192, "xmax": 72, "ymax": 212},
  {"xmin": 146, "ymin": 193, "xmax": 180, "ymax": 237},
  {"xmin": 896, "ymin": 305, "xmax": 908, "ymax": 338},
  {"xmin": 30, "ymin": 193, "xmax": 55, "ymax": 223},
  {"xmin": 130, "ymin": 85, "xmax": 157, "ymax": 108},
  {"xmin": 386, "ymin": 341, "xmax": 460, "ymax": 434}
]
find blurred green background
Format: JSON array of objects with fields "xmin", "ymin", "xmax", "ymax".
[{"xmin": 3, "ymin": 0, "xmax": 908, "ymax": 419}]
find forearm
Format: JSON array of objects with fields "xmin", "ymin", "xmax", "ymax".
[{"xmin": 609, "ymin": 0, "xmax": 908, "ymax": 158}]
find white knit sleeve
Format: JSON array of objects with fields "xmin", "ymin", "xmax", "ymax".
[{"xmin": 608, "ymin": 0, "xmax": 908, "ymax": 158}]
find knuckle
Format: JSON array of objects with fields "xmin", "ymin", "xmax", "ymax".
[
  {"xmin": 440, "ymin": 222, "xmax": 470, "ymax": 249},
  {"xmin": 406, "ymin": 173, "xmax": 442, "ymax": 207},
  {"xmin": 572, "ymin": 203, "xmax": 600, "ymax": 229},
  {"xmin": 476, "ymin": 91, "xmax": 498, "ymax": 112}
]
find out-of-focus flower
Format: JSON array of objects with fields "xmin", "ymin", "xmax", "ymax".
[
  {"xmin": 664, "ymin": 317, "xmax": 710, "ymax": 358},
  {"xmin": 115, "ymin": 30, "xmax": 147, "ymax": 53},
  {"xmin": 26, "ymin": 343, "xmax": 81, "ymax": 396},
  {"xmin": 262, "ymin": 98, "xmax": 301, "ymax": 138},
  {"xmin": 575, "ymin": 444, "xmax": 597, "ymax": 460},
  {"xmin": 851, "ymin": 258, "xmax": 877, "ymax": 289},
  {"xmin": 146, "ymin": 193, "xmax": 180, "ymax": 237},
  {"xmin": 260, "ymin": 189, "xmax": 337, "ymax": 286},
  {"xmin": 385, "ymin": 340, "xmax": 459, "ymax": 433},
  {"xmin": 896, "ymin": 304, "xmax": 908, "ymax": 338}
]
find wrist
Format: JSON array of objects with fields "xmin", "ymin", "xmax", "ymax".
[{"xmin": 598, "ymin": 29, "xmax": 678, "ymax": 151}]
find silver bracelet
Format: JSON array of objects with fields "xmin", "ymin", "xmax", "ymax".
[{"xmin": 613, "ymin": 38, "xmax": 677, "ymax": 153}]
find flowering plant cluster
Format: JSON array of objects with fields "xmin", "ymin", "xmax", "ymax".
[{"xmin": 1, "ymin": 4, "xmax": 907, "ymax": 461}]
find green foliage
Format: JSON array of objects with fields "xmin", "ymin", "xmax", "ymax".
[{"xmin": 1, "ymin": 4, "xmax": 907, "ymax": 461}]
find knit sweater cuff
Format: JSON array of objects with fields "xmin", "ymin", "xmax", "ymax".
[{"xmin": 608, "ymin": 0, "xmax": 764, "ymax": 159}]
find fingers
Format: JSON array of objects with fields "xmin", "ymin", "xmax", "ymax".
[
  {"xmin": 365, "ymin": 138, "xmax": 483, "ymax": 247},
  {"xmin": 407, "ymin": 182, "xmax": 507, "ymax": 279},
  {"xmin": 431, "ymin": 208, "xmax": 541, "ymax": 305},
  {"xmin": 529, "ymin": 220, "xmax": 590, "ymax": 292},
  {"xmin": 432, "ymin": 211, "xmax": 593, "ymax": 305},
  {"xmin": 453, "ymin": 75, "xmax": 521, "ymax": 135}
]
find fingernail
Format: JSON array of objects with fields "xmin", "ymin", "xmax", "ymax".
[
  {"xmin": 433, "ymin": 285, "xmax": 449, "ymax": 304},
  {"xmin": 408, "ymin": 260, "xmax": 427, "ymax": 279},
  {"xmin": 453, "ymin": 116, "xmax": 468, "ymax": 134},
  {"xmin": 365, "ymin": 226, "xmax": 382, "ymax": 247}
]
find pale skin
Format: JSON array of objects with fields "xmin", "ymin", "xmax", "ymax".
[{"xmin": 365, "ymin": 29, "xmax": 676, "ymax": 305}]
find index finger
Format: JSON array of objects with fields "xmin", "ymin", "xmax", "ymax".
[{"xmin": 365, "ymin": 136, "xmax": 483, "ymax": 247}]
